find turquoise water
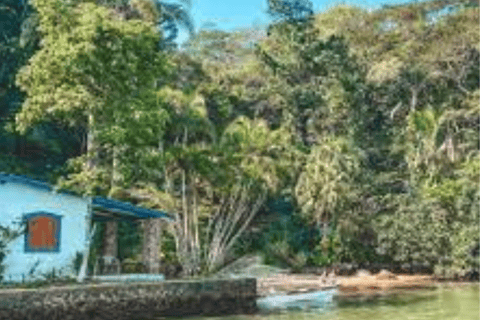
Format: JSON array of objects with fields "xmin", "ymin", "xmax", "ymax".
[{"xmin": 179, "ymin": 284, "xmax": 479, "ymax": 320}]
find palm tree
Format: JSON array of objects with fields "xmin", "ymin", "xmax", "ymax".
[
  {"xmin": 155, "ymin": 0, "xmax": 194, "ymax": 45},
  {"xmin": 267, "ymin": 0, "xmax": 314, "ymax": 21},
  {"xmin": 220, "ymin": 116, "xmax": 294, "ymax": 192},
  {"xmin": 99, "ymin": 0, "xmax": 194, "ymax": 46},
  {"xmin": 295, "ymin": 136, "xmax": 362, "ymax": 236}
]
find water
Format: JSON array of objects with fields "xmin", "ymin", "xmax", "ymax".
[{"xmin": 171, "ymin": 284, "xmax": 479, "ymax": 320}]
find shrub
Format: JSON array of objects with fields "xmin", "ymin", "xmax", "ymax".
[{"xmin": 0, "ymin": 224, "xmax": 22, "ymax": 282}]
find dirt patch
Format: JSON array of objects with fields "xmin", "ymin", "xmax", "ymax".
[
  {"xmin": 258, "ymin": 271, "xmax": 437, "ymax": 297},
  {"xmin": 338, "ymin": 273, "xmax": 436, "ymax": 296}
]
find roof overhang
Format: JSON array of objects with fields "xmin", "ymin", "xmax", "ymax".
[{"xmin": 91, "ymin": 197, "xmax": 173, "ymax": 222}]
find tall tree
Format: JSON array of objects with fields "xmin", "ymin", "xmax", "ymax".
[{"xmin": 15, "ymin": 0, "xmax": 169, "ymax": 194}]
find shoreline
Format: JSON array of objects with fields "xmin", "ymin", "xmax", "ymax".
[
  {"xmin": 257, "ymin": 271, "xmax": 479, "ymax": 297},
  {"xmin": 1, "ymin": 270, "xmax": 477, "ymax": 296}
]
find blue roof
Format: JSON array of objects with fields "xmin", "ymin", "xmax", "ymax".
[
  {"xmin": 92, "ymin": 197, "xmax": 171, "ymax": 220},
  {"xmin": 0, "ymin": 173, "xmax": 57, "ymax": 193},
  {"xmin": 0, "ymin": 173, "xmax": 172, "ymax": 221}
]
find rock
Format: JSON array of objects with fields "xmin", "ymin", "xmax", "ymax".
[
  {"xmin": 336, "ymin": 263, "xmax": 358, "ymax": 276},
  {"xmin": 355, "ymin": 269, "xmax": 372, "ymax": 277},
  {"xmin": 375, "ymin": 269, "xmax": 397, "ymax": 280},
  {"xmin": 327, "ymin": 272, "xmax": 336, "ymax": 285},
  {"xmin": 464, "ymin": 270, "xmax": 479, "ymax": 281},
  {"xmin": 214, "ymin": 255, "xmax": 287, "ymax": 279}
]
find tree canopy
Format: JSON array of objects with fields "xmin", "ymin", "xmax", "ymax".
[{"xmin": 1, "ymin": 0, "xmax": 478, "ymax": 278}]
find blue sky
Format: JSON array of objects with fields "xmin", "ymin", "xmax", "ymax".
[{"xmin": 176, "ymin": 0, "xmax": 418, "ymax": 44}]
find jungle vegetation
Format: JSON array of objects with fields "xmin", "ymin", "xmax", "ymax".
[{"xmin": 0, "ymin": 0, "xmax": 478, "ymax": 279}]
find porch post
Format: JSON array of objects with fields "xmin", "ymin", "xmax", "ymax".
[
  {"xmin": 77, "ymin": 198, "xmax": 96, "ymax": 283},
  {"xmin": 103, "ymin": 220, "xmax": 118, "ymax": 258},
  {"xmin": 142, "ymin": 218, "xmax": 162, "ymax": 274}
]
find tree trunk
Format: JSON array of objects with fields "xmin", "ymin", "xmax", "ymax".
[
  {"xmin": 205, "ymin": 184, "xmax": 266, "ymax": 273},
  {"xmin": 111, "ymin": 146, "xmax": 122, "ymax": 187},
  {"xmin": 86, "ymin": 112, "xmax": 97, "ymax": 170},
  {"xmin": 142, "ymin": 219, "xmax": 162, "ymax": 274}
]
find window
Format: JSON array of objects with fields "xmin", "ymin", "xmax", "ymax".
[{"xmin": 24, "ymin": 212, "xmax": 61, "ymax": 253}]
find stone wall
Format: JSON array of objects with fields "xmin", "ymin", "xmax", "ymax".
[{"xmin": 0, "ymin": 278, "xmax": 257, "ymax": 320}]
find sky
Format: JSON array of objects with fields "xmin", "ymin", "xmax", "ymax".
[{"xmin": 175, "ymin": 0, "xmax": 419, "ymax": 45}]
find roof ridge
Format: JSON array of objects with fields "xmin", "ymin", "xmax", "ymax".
[{"xmin": 0, "ymin": 173, "xmax": 172, "ymax": 221}]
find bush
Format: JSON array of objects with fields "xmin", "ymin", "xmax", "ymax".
[
  {"xmin": 309, "ymin": 229, "xmax": 341, "ymax": 267},
  {"xmin": 0, "ymin": 224, "xmax": 22, "ymax": 282},
  {"xmin": 374, "ymin": 193, "xmax": 479, "ymax": 277}
]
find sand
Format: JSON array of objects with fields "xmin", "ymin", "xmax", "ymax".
[{"xmin": 257, "ymin": 271, "xmax": 436, "ymax": 297}]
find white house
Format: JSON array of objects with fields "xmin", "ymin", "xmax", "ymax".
[{"xmin": 0, "ymin": 173, "xmax": 170, "ymax": 283}]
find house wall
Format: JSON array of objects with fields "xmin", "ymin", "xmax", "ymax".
[{"xmin": 0, "ymin": 182, "xmax": 89, "ymax": 282}]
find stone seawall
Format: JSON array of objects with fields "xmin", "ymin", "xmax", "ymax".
[{"xmin": 0, "ymin": 278, "xmax": 257, "ymax": 320}]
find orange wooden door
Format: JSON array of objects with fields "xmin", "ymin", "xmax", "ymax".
[{"xmin": 29, "ymin": 216, "xmax": 57, "ymax": 249}]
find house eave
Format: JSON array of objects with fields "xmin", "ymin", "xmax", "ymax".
[{"xmin": 0, "ymin": 173, "xmax": 173, "ymax": 221}]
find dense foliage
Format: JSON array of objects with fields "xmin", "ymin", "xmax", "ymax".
[{"xmin": 1, "ymin": 0, "xmax": 478, "ymax": 277}]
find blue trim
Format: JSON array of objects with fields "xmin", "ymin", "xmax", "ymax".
[
  {"xmin": 24, "ymin": 212, "xmax": 62, "ymax": 253},
  {"xmin": 0, "ymin": 173, "xmax": 173, "ymax": 221}
]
